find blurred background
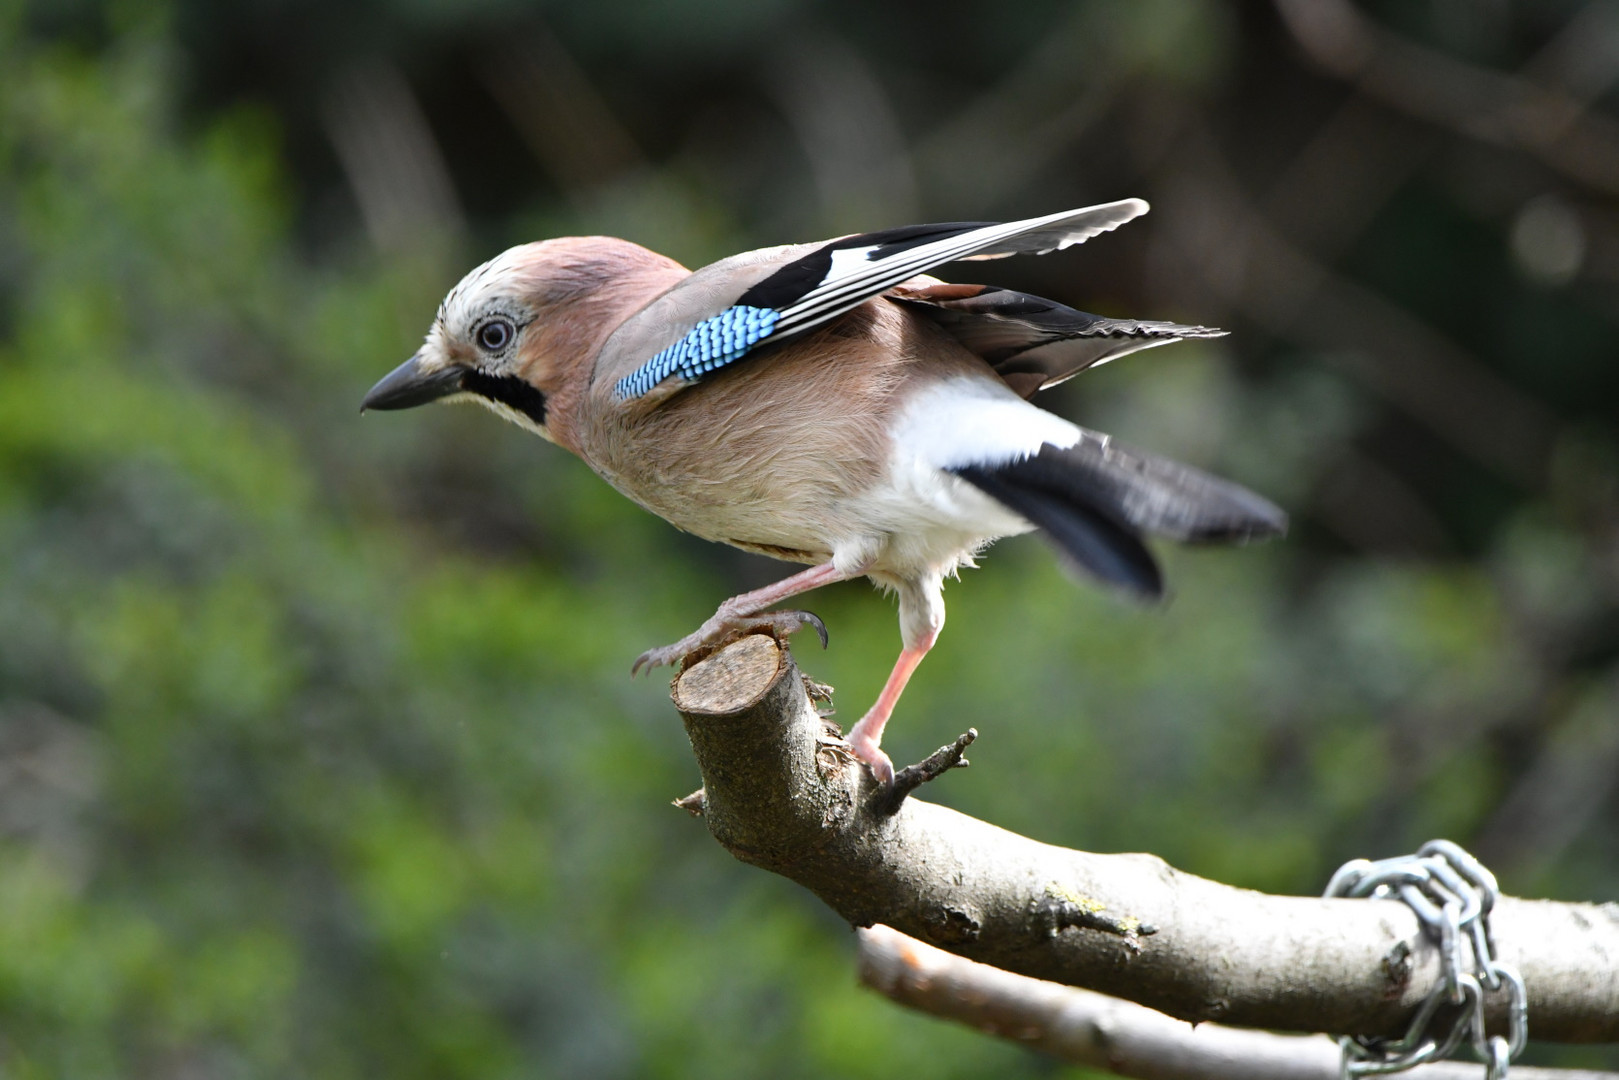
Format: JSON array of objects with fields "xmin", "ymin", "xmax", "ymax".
[{"xmin": 1, "ymin": 0, "xmax": 1616, "ymax": 1075}]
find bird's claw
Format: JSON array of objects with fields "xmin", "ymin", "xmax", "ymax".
[
  {"xmin": 770, "ymin": 609, "xmax": 828, "ymax": 649},
  {"xmin": 632, "ymin": 609, "xmax": 829, "ymax": 675}
]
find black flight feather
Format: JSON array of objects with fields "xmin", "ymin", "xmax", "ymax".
[
  {"xmin": 735, "ymin": 222, "xmax": 993, "ymax": 311},
  {"xmin": 891, "ymin": 285, "xmax": 1227, "ymax": 398}
]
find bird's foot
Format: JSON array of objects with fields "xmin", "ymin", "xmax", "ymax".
[
  {"xmin": 844, "ymin": 721, "xmax": 896, "ymax": 787},
  {"xmin": 632, "ymin": 608, "xmax": 828, "ymax": 675}
]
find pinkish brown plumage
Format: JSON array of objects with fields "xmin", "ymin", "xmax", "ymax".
[{"xmin": 363, "ymin": 203, "xmax": 1286, "ymax": 783}]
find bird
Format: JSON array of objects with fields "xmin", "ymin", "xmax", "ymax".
[{"xmin": 362, "ymin": 200, "xmax": 1286, "ymax": 784}]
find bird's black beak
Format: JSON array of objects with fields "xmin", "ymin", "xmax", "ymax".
[{"xmin": 360, "ymin": 353, "xmax": 465, "ymax": 412}]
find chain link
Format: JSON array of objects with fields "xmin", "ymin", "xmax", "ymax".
[{"xmin": 1324, "ymin": 840, "xmax": 1528, "ymax": 1079}]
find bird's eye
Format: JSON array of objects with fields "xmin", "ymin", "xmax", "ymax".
[{"xmin": 477, "ymin": 319, "xmax": 514, "ymax": 352}]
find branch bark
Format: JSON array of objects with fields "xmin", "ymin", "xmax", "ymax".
[
  {"xmin": 857, "ymin": 925, "xmax": 1619, "ymax": 1080},
  {"xmin": 671, "ymin": 633, "xmax": 1619, "ymax": 1043}
]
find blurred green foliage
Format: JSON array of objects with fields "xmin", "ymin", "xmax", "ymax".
[{"xmin": 0, "ymin": 0, "xmax": 1615, "ymax": 1076}]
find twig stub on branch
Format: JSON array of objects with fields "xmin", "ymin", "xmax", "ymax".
[{"xmin": 879, "ymin": 728, "xmax": 977, "ymax": 815}]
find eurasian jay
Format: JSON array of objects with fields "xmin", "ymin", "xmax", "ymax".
[{"xmin": 362, "ymin": 201, "xmax": 1286, "ymax": 783}]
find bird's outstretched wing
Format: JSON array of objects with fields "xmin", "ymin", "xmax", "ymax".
[
  {"xmin": 606, "ymin": 200, "xmax": 1148, "ymax": 401},
  {"xmin": 888, "ymin": 283, "xmax": 1226, "ymax": 399}
]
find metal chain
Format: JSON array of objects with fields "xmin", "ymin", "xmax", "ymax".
[{"xmin": 1324, "ymin": 840, "xmax": 1528, "ymax": 1079}]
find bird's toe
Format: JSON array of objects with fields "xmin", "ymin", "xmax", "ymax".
[
  {"xmin": 632, "ymin": 609, "xmax": 830, "ymax": 675},
  {"xmin": 845, "ymin": 729, "xmax": 895, "ymax": 786},
  {"xmin": 631, "ymin": 642, "xmax": 691, "ymax": 675}
]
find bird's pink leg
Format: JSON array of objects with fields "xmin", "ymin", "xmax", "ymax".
[
  {"xmin": 843, "ymin": 629, "xmax": 938, "ymax": 786},
  {"xmin": 632, "ymin": 561, "xmax": 846, "ymax": 674}
]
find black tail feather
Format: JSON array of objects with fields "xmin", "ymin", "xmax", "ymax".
[
  {"xmin": 953, "ymin": 463, "xmax": 1164, "ymax": 599},
  {"xmin": 1004, "ymin": 437, "xmax": 1287, "ymax": 543},
  {"xmin": 951, "ymin": 436, "xmax": 1286, "ymax": 599}
]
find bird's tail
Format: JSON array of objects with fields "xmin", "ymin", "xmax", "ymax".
[{"xmin": 950, "ymin": 435, "xmax": 1287, "ymax": 600}]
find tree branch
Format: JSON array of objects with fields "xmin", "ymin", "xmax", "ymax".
[
  {"xmin": 857, "ymin": 925, "xmax": 1618, "ymax": 1080},
  {"xmin": 671, "ymin": 634, "xmax": 1619, "ymax": 1043},
  {"xmin": 1272, "ymin": 0, "xmax": 1619, "ymax": 199}
]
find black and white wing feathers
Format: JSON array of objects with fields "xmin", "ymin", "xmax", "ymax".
[
  {"xmin": 611, "ymin": 200, "xmax": 1148, "ymax": 400},
  {"xmin": 737, "ymin": 200, "xmax": 1147, "ymax": 338}
]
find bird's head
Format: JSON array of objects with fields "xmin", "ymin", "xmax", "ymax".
[{"xmin": 361, "ymin": 236, "xmax": 684, "ymax": 449}]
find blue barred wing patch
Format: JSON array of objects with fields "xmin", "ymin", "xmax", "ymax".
[{"xmin": 614, "ymin": 305, "xmax": 781, "ymax": 400}]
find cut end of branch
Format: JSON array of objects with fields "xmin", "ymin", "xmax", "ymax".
[{"xmin": 672, "ymin": 633, "xmax": 783, "ymax": 715}]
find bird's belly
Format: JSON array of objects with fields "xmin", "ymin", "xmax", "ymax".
[
  {"xmin": 606, "ymin": 446, "xmax": 1035, "ymax": 581},
  {"xmin": 588, "ymin": 462, "xmax": 839, "ymax": 560}
]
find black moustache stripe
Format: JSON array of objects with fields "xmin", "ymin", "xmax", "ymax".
[{"xmin": 461, "ymin": 371, "xmax": 548, "ymax": 426}]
